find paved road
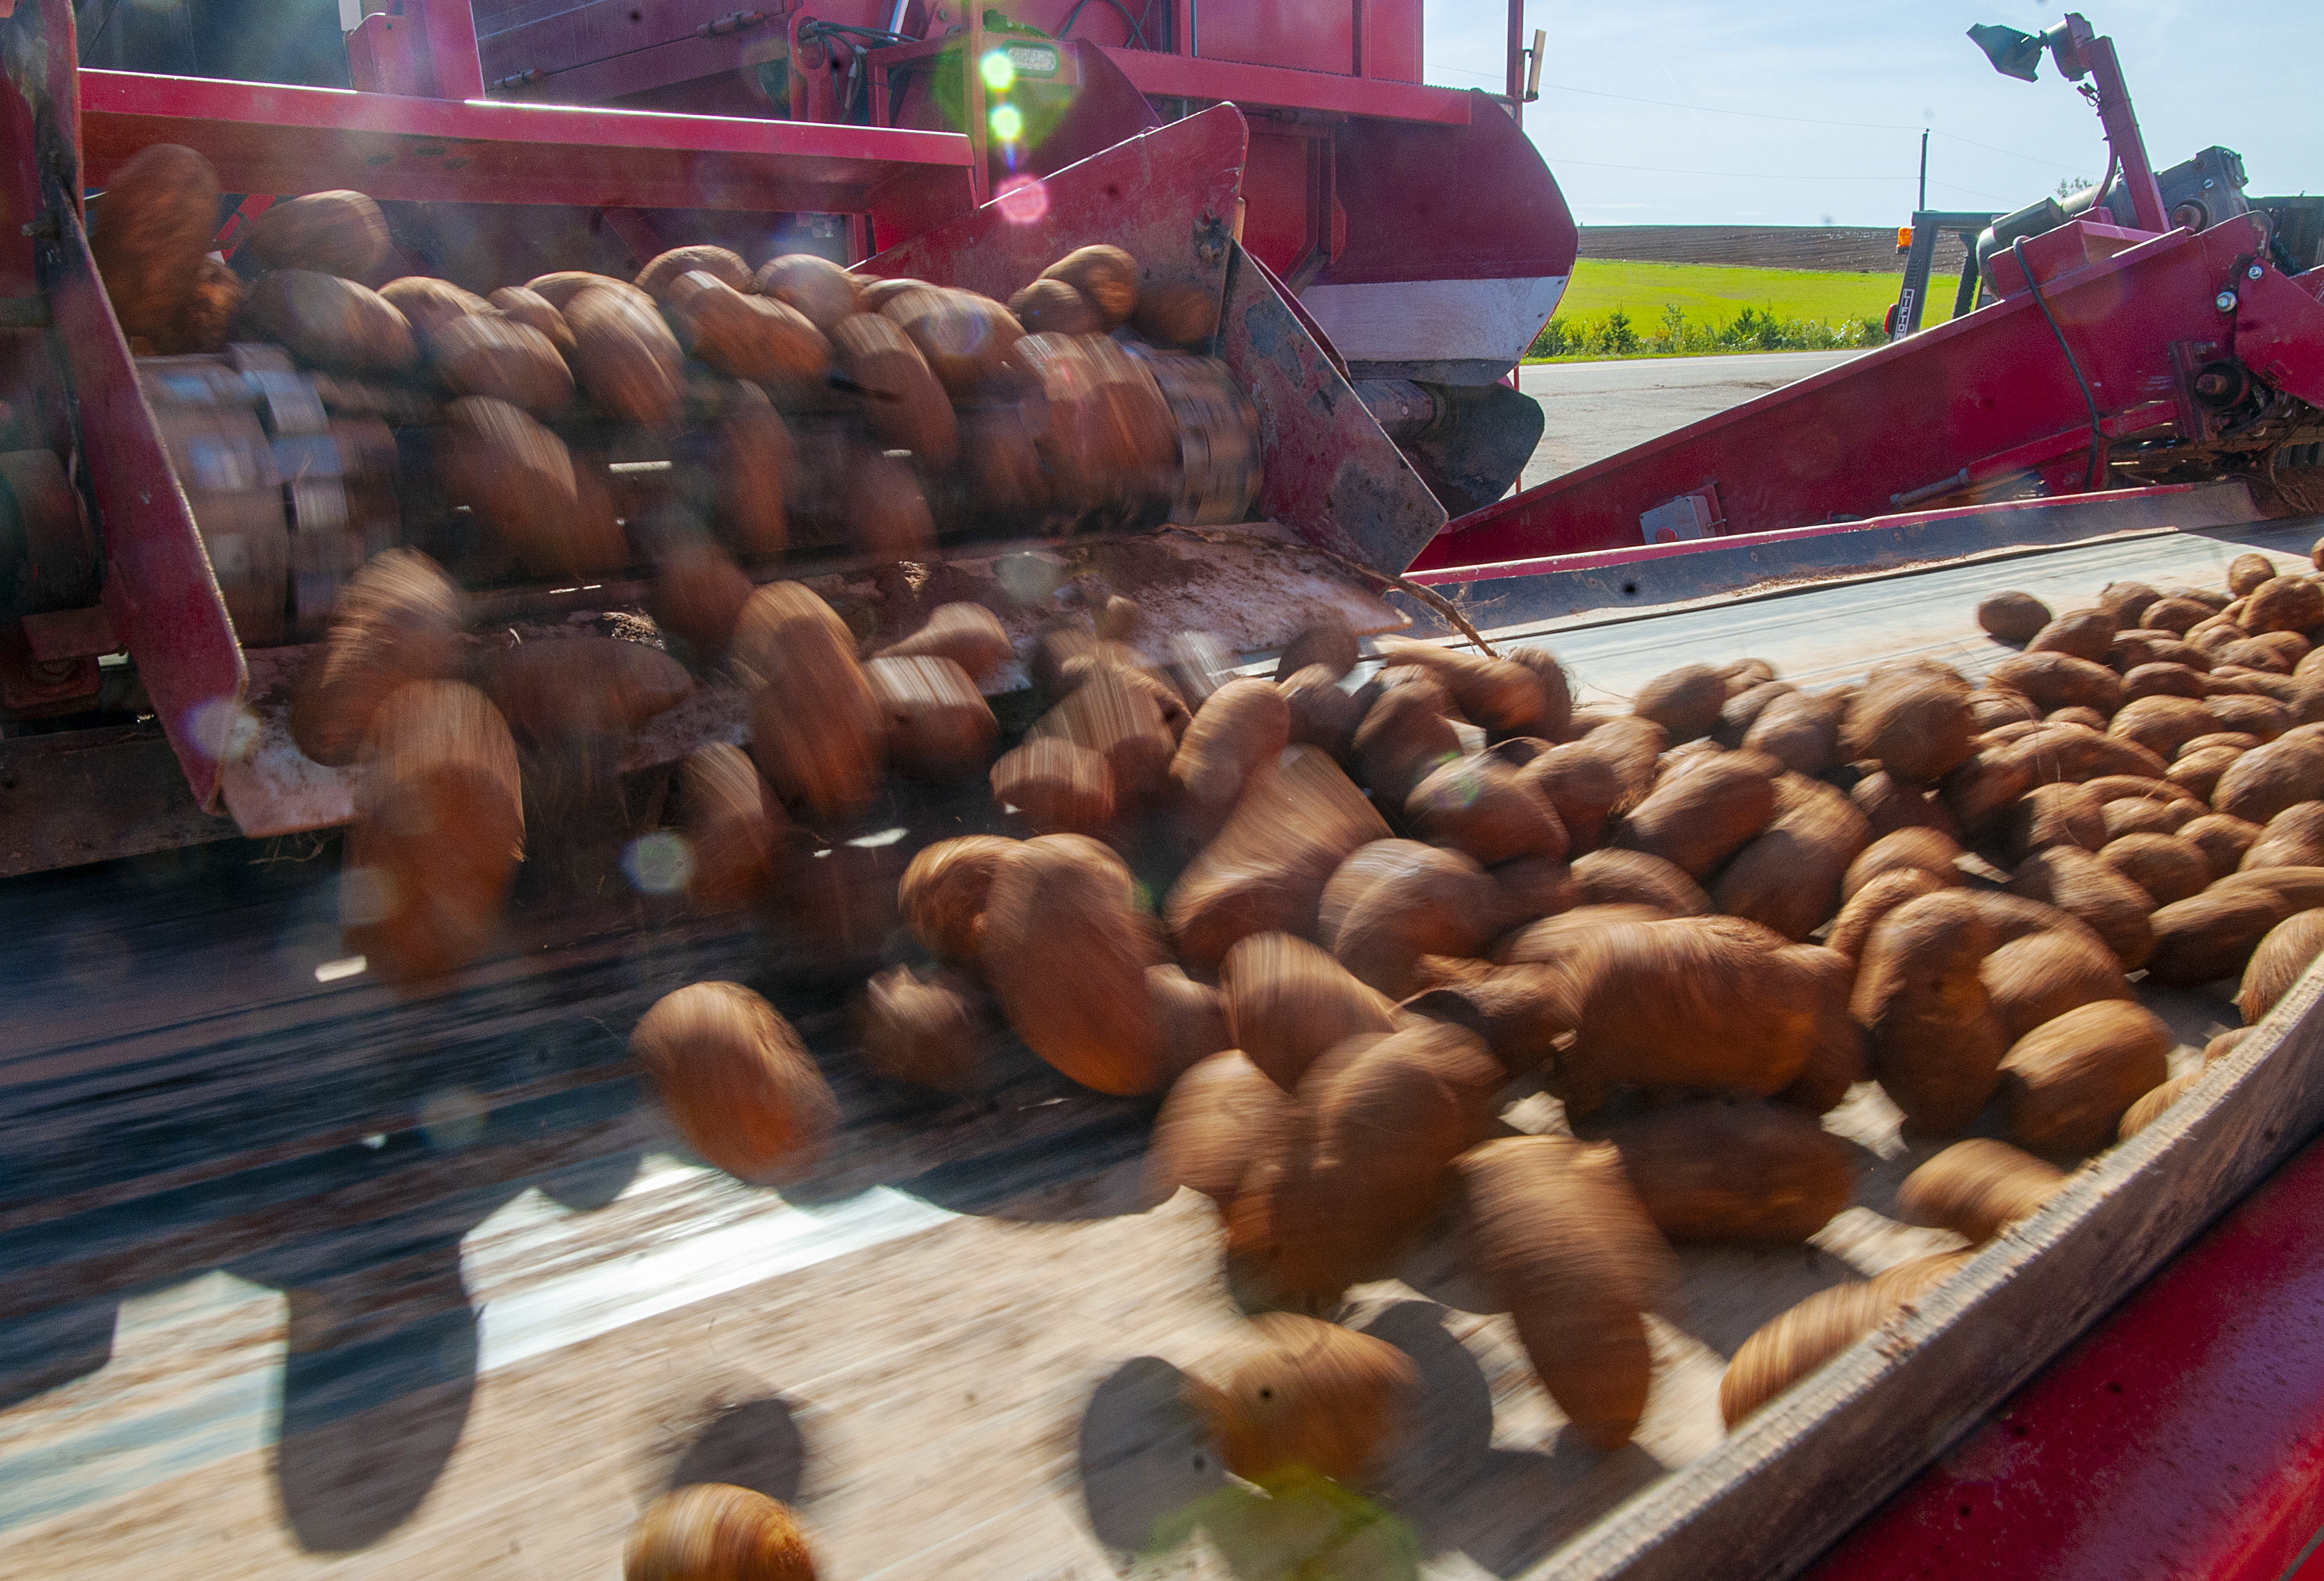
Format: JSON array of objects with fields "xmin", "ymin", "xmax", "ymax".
[{"xmin": 1517, "ymin": 349, "xmax": 1867, "ymax": 492}]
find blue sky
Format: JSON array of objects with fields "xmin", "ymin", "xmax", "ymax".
[{"xmin": 1421, "ymin": 2, "xmax": 2322, "ymax": 227}]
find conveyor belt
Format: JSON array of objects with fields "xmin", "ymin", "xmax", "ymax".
[{"xmin": 0, "ymin": 514, "xmax": 2308, "ymax": 1578}]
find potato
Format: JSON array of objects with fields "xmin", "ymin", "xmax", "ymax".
[
  {"xmin": 893, "ymin": 836, "xmax": 1016, "ymax": 971},
  {"xmin": 1130, "ymin": 279, "xmax": 1221, "ymax": 348},
  {"xmin": 242, "ymin": 190, "xmax": 389, "ymax": 280},
  {"xmin": 479, "ymin": 634, "xmax": 692, "ymax": 745},
  {"xmin": 2226, "ymin": 554, "xmax": 2277, "ymax": 597},
  {"xmin": 636, "ymin": 244, "xmax": 749, "ymax": 300},
  {"xmin": 2238, "ymin": 908, "xmax": 2324, "ymax": 1022},
  {"xmin": 1988, "ymin": 651, "xmax": 2122, "ymax": 715},
  {"xmin": 437, "ymin": 395, "xmax": 592, "ymax": 575},
  {"xmin": 629, "ymin": 980, "xmax": 838, "ymax": 1181},
  {"xmin": 1602, "ymin": 1102, "xmax": 1854, "ymax": 1242},
  {"xmin": 2121, "ymin": 661, "xmax": 2210, "ymax": 703},
  {"xmin": 2140, "ymin": 595, "xmax": 2216, "ymax": 634},
  {"xmin": 1221, "ymin": 931, "xmax": 1398, "ymax": 1089},
  {"xmin": 525, "ymin": 269, "xmax": 650, "ymax": 310},
  {"xmin": 1825, "ymin": 867, "xmax": 1950, "ymax": 962},
  {"xmin": 1559, "ymin": 915, "xmax": 1818, "ymax": 1109},
  {"xmin": 1938, "ymin": 746, "xmax": 2036, "ymax": 836},
  {"xmin": 983, "ymin": 835, "xmax": 1164, "ymax": 1094},
  {"xmin": 2100, "ymin": 794, "xmax": 2192, "ymax": 840},
  {"xmin": 2000, "ymin": 781, "xmax": 2107, "ymax": 861},
  {"xmin": 91, "ymin": 143, "xmax": 220, "ymax": 342},
  {"xmin": 1008, "ymin": 276, "xmax": 1104, "ymax": 336},
  {"xmin": 862, "ymin": 654, "xmax": 995, "ymax": 781},
  {"xmin": 1853, "ymin": 769, "xmax": 1963, "ymax": 843},
  {"xmin": 668, "ymin": 273, "xmax": 831, "ymax": 395},
  {"xmin": 1719, "ymin": 1256, "xmax": 1967, "ymax": 1428},
  {"xmin": 1144, "ymin": 1048, "xmax": 1292, "ymax": 1212},
  {"xmin": 1494, "ymin": 902, "xmax": 1672, "ymax": 966},
  {"xmin": 1852, "ymin": 890, "xmax": 2005, "ymax": 1134},
  {"xmin": 241, "ymin": 269, "xmax": 417, "ymax": 371},
  {"xmin": 853, "ymin": 964, "xmax": 985, "ymax": 1092},
  {"xmin": 1844, "ymin": 672, "xmax": 1974, "ymax": 785},
  {"xmin": 1632, "ymin": 663, "xmax": 1726, "ymax": 742},
  {"xmin": 986, "ymin": 737, "xmax": 1112, "ymax": 834},
  {"xmin": 2168, "ymin": 746, "xmax": 2246, "ymax": 802},
  {"xmin": 1897, "ymin": 1137, "xmax": 2066, "ymax": 1242},
  {"xmin": 1999, "ymin": 999, "xmax": 2173, "ymax": 1152},
  {"xmin": 290, "ymin": 549, "xmax": 462, "ymax": 767},
  {"xmin": 1351, "ymin": 684, "xmax": 1462, "ymax": 805},
  {"xmin": 1521, "ymin": 742, "xmax": 1628, "ymax": 851},
  {"xmin": 2016, "ymin": 722, "xmax": 2168, "ymax": 785},
  {"xmin": 885, "ymin": 288, "xmax": 1024, "ymax": 396},
  {"xmin": 1610, "ymin": 750, "xmax": 1779, "ymax": 878},
  {"xmin": 487, "ymin": 285, "xmax": 576, "ymax": 355},
  {"xmin": 1741, "ymin": 688, "xmax": 1846, "ymax": 775},
  {"xmin": 2026, "ymin": 608, "xmax": 2116, "ymax": 663},
  {"xmin": 430, "ymin": 311, "xmax": 572, "ymax": 416},
  {"xmin": 1170, "ymin": 677, "xmax": 1292, "ymax": 826},
  {"xmin": 2205, "ymin": 691, "xmax": 2293, "ymax": 741},
  {"xmin": 2147, "ymin": 871, "xmax": 2324, "ymax": 985},
  {"xmin": 1774, "ymin": 942, "xmax": 1867, "ymax": 1114},
  {"xmin": 1563, "ymin": 846, "xmax": 1710, "ymax": 918},
  {"xmin": 624, "ymin": 1482, "xmax": 816, "ymax": 1581},
  {"xmin": 2213, "ymin": 734, "xmax": 2324, "ymax": 823},
  {"xmin": 1165, "ymin": 747, "xmax": 1389, "ymax": 972},
  {"xmin": 731, "ymin": 582, "xmax": 883, "ymax": 822},
  {"xmin": 648, "ymin": 538, "xmax": 752, "ymax": 662},
  {"xmin": 1711, "ymin": 773, "xmax": 1870, "ymax": 940},
  {"xmin": 832, "ymin": 313, "xmax": 958, "ymax": 467},
  {"xmin": 2095, "ymin": 831, "xmax": 2211, "ymax": 908},
  {"xmin": 1040, "ymin": 243, "xmax": 1140, "ymax": 329},
  {"xmin": 2095, "ymin": 580, "xmax": 2163, "ymax": 625},
  {"xmin": 875, "ymin": 603, "xmax": 1012, "ymax": 681},
  {"xmin": 1400, "ymin": 959, "xmax": 1577, "ymax": 1076},
  {"xmin": 1455, "ymin": 1135, "xmax": 1673, "ymax": 1450},
  {"xmin": 1375, "ymin": 636, "xmax": 1564, "ymax": 739},
  {"xmin": 2180, "ymin": 812, "xmax": 2265, "ymax": 879},
  {"xmin": 1015, "ymin": 332, "xmax": 1175, "ymax": 504},
  {"xmin": 566, "ymin": 282, "xmax": 686, "ymax": 428},
  {"xmin": 2118, "ymin": 1070, "xmax": 2203, "ymax": 1139},
  {"xmin": 1183, "ymin": 1315, "xmax": 1418, "ymax": 1488},
  {"xmin": 2007, "ymin": 846, "xmax": 2155, "ymax": 969},
  {"xmin": 1037, "ymin": 667, "xmax": 1176, "ymax": 809},
  {"xmin": 1967, "ymin": 688, "xmax": 2042, "ymax": 732},
  {"xmin": 2245, "ymin": 575, "xmax": 2324, "ymax": 634},
  {"xmin": 754, "ymin": 253, "xmax": 859, "ymax": 335},
  {"xmin": 1279, "ymin": 665, "xmax": 1367, "ymax": 762},
  {"xmin": 378, "ymin": 275, "xmax": 487, "ymax": 348},
  {"xmin": 680, "ymin": 743, "xmax": 785, "ymax": 914},
  {"xmin": 1261, "ymin": 615, "xmax": 1358, "ymax": 685},
  {"xmin": 1977, "ymin": 590, "xmax": 2051, "ymax": 643},
  {"xmin": 1842, "ymin": 829, "xmax": 1961, "ymax": 902},
  {"xmin": 1230, "ymin": 1022, "xmax": 1503, "ymax": 1304},
  {"xmin": 1406, "ymin": 752, "xmax": 1569, "ymax": 867},
  {"xmin": 2243, "ymin": 802, "xmax": 2324, "ymax": 871},
  {"xmin": 340, "ymin": 681, "xmax": 522, "ymax": 982},
  {"xmin": 1317, "ymin": 839, "xmax": 1501, "ymax": 998},
  {"xmin": 2108, "ymin": 695, "xmax": 2219, "ymax": 760}
]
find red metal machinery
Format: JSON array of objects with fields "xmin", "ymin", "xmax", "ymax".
[{"xmin": 1415, "ymin": 11, "xmax": 2324, "ymax": 580}]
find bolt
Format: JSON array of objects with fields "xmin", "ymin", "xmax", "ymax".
[
  {"xmin": 2217, "ymin": 290, "xmax": 2239, "ymax": 313},
  {"xmin": 2248, "ymin": 264, "xmax": 2266, "ymax": 281}
]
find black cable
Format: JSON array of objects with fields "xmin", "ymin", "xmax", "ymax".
[
  {"xmin": 77, "ymin": 0, "xmax": 127, "ymax": 61},
  {"xmin": 2013, "ymin": 235, "xmax": 2107, "ymax": 491},
  {"xmin": 1057, "ymin": 0, "xmax": 1149, "ymax": 51}
]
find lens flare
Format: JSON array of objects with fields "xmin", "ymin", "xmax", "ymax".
[
  {"xmin": 979, "ymin": 49, "xmax": 1016, "ymax": 90},
  {"xmin": 989, "ymin": 103, "xmax": 1024, "ymax": 143},
  {"xmin": 622, "ymin": 831, "xmax": 694, "ymax": 896},
  {"xmin": 995, "ymin": 173, "xmax": 1049, "ymax": 223}
]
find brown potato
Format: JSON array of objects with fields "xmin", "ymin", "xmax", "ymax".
[
  {"xmin": 1843, "ymin": 828, "xmax": 1962, "ymax": 902},
  {"xmin": 1844, "ymin": 672, "xmax": 1975, "ymax": 785},
  {"xmin": 525, "ymin": 270, "xmax": 651, "ymax": 311},
  {"xmin": 1711, "ymin": 772, "xmax": 1870, "ymax": 940},
  {"xmin": 1611, "ymin": 750, "xmax": 1779, "ymax": 878},
  {"xmin": 242, "ymin": 190, "xmax": 389, "ymax": 281},
  {"xmin": 1852, "ymin": 890, "xmax": 2005, "ymax": 1134},
  {"xmin": 1230, "ymin": 1022, "xmax": 1504, "ymax": 1304},
  {"xmin": 650, "ymin": 538, "xmax": 753, "ymax": 662},
  {"xmin": 1144, "ymin": 1048, "xmax": 1292, "ymax": 1212},
  {"xmin": 1171, "ymin": 677, "xmax": 1292, "ymax": 826},
  {"xmin": 1129, "ymin": 279, "xmax": 1221, "ymax": 348},
  {"xmin": 1938, "ymin": 746, "xmax": 2036, "ymax": 836},
  {"xmin": 878, "ymin": 603, "xmax": 1012, "ymax": 679},
  {"xmin": 1602, "ymin": 1102, "xmax": 1854, "ymax": 1241},
  {"xmin": 1565, "ymin": 846, "xmax": 1710, "ymax": 917},
  {"xmin": 885, "ymin": 287, "xmax": 1024, "ymax": 396},
  {"xmin": 898, "ymin": 834, "xmax": 1018, "ymax": 967},
  {"xmin": 1977, "ymin": 590, "xmax": 2052, "ymax": 643},
  {"xmin": 983, "ymin": 834, "xmax": 1165, "ymax": 1094},
  {"xmin": 624, "ymin": 1482, "xmax": 816, "ymax": 1581},
  {"xmin": 682, "ymin": 742, "xmax": 785, "ymax": 914},
  {"xmin": 2180, "ymin": 812, "xmax": 2265, "ymax": 879},
  {"xmin": 2118, "ymin": 1070, "xmax": 2204, "ymax": 1139},
  {"xmin": 2026, "ymin": 608, "xmax": 2117, "ymax": 663},
  {"xmin": 2213, "ymin": 734, "xmax": 2324, "ymax": 823},
  {"xmin": 866, "ymin": 655, "xmax": 995, "ymax": 781},
  {"xmin": 1165, "ymin": 748, "xmax": 1389, "ymax": 972},
  {"xmin": 1632, "ymin": 663, "xmax": 1727, "ymax": 742},
  {"xmin": 1743, "ymin": 688, "xmax": 1847, "ymax": 775},
  {"xmin": 667, "ymin": 272, "xmax": 831, "ymax": 395},
  {"xmin": 2109, "ymin": 695, "xmax": 2220, "ymax": 760},
  {"xmin": 1988, "ymin": 651, "xmax": 2123, "ymax": 716},
  {"xmin": 478, "ymin": 634, "xmax": 693, "ymax": 745},
  {"xmin": 731, "ymin": 582, "xmax": 883, "ymax": 822},
  {"xmin": 1040, "ymin": 243, "xmax": 1140, "ymax": 329},
  {"xmin": 1826, "ymin": 867, "xmax": 1950, "ymax": 962},
  {"xmin": 2245, "ymin": 575, "xmax": 2324, "ymax": 634},
  {"xmin": 754, "ymin": 253, "xmax": 859, "ymax": 335},
  {"xmin": 1854, "ymin": 769, "xmax": 1965, "ymax": 843},
  {"xmin": 1455, "ymin": 1135, "xmax": 1673, "ymax": 1450},
  {"xmin": 341, "ymin": 681, "xmax": 522, "ymax": 983},
  {"xmin": 2243, "ymin": 802, "xmax": 2324, "ymax": 871},
  {"xmin": 635, "ymin": 244, "xmax": 750, "ymax": 300},
  {"xmin": 2147, "ymin": 872, "xmax": 2324, "ymax": 985},
  {"xmin": 1221, "ymin": 931, "xmax": 1398, "ymax": 1090},
  {"xmin": 1375, "ymin": 635, "xmax": 1565, "ymax": 739},
  {"xmin": 1408, "ymin": 751, "xmax": 1569, "ymax": 867},
  {"xmin": 91, "ymin": 143, "xmax": 220, "ymax": 342},
  {"xmin": 1351, "ymin": 683, "xmax": 1463, "ymax": 805},
  {"xmin": 2006, "ymin": 846, "xmax": 2155, "ymax": 969},
  {"xmin": 1008, "ymin": 276, "xmax": 1104, "ymax": 336},
  {"xmin": 1182, "ymin": 1313, "xmax": 1417, "ymax": 1487},
  {"xmin": 1999, "ymin": 999, "xmax": 2173, "ymax": 1152},
  {"xmin": 1719, "ymin": 1258, "xmax": 1967, "ymax": 1429},
  {"xmin": 2140, "ymin": 595, "xmax": 2216, "ymax": 634},
  {"xmin": 1521, "ymin": 742, "xmax": 1629, "ymax": 851},
  {"xmin": 566, "ymin": 282, "xmax": 686, "ymax": 427},
  {"xmin": 379, "ymin": 275, "xmax": 489, "ymax": 349},
  {"xmin": 629, "ymin": 980, "xmax": 837, "ymax": 1181},
  {"xmin": 2238, "ymin": 907, "xmax": 2324, "ymax": 1023},
  {"xmin": 2169, "ymin": 747, "xmax": 2245, "ymax": 802},
  {"xmin": 2227, "ymin": 554, "xmax": 2278, "ymax": 597},
  {"xmin": 290, "ymin": 549, "xmax": 462, "ymax": 767},
  {"xmin": 2097, "ymin": 831, "xmax": 2212, "ymax": 906},
  {"xmin": 487, "ymin": 285, "xmax": 576, "ymax": 355},
  {"xmin": 832, "ymin": 312, "xmax": 957, "ymax": 467},
  {"xmin": 241, "ymin": 269, "xmax": 417, "ymax": 371},
  {"xmin": 1896, "ymin": 1137, "xmax": 2065, "ymax": 1242},
  {"xmin": 1317, "ymin": 838, "xmax": 1501, "ymax": 998},
  {"xmin": 853, "ymin": 964, "xmax": 986, "ymax": 1091},
  {"xmin": 437, "ymin": 396, "xmax": 590, "ymax": 576},
  {"xmin": 1982, "ymin": 928, "xmax": 2130, "ymax": 1044},
  {"xmin": 2000, "ymin": 781, "xmax": 2108, "ymax": 861},
  {"xmin": 431, "ymin": 311, "xmax": 572, "ymax": 415}
]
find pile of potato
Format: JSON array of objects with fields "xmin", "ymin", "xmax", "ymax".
[
  {"xmin": 91, "ymin": 142, "xmax": 1232, "ymax": 615},
  {"xmin": 621, "ymin": 546, "xmax": 2324, "ymax": 1503}
]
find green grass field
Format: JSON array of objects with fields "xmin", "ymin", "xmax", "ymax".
[{"xmin": 1530, "ymin": 258, "xmax": 1965, "ymax": 361}]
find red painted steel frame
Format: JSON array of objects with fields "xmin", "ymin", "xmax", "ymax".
[
  {"xmin": 1808, "ymin": 1130, "xmax": 2324, "ymax": 1581},
  {"xmin": 1415, "ymin": 214, "xmax": 2324, "ymax": 571},
  {"xmin": 76, "ymin": 69, "xmax": 975, "ymax": 220}
]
